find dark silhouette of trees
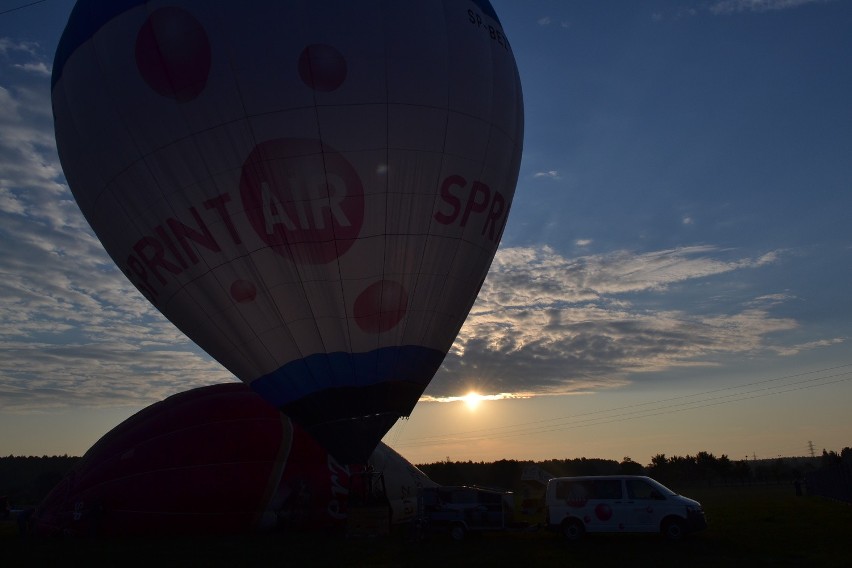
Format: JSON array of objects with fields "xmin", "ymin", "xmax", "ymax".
[
  {"xmin": 418, "ymin": 449, "xmax": 833, "ymax": 491},
  {"xmin": 2, "ymin": 447, "xmax": 847, "ymax": 509},
  {"xmin": 0, "ymin": 455, "xmax": 79, "ymax": 507},
  {"xmin": 806, "ymin": 447, "xmax": 852, "ymax": 503},
  {"xmin": 618, "ymin": 457, "xmax": 644, "ymax": 475},
  {"xmin": 419, "ymin": 457, "xmax": 624, "ymax": 491}
]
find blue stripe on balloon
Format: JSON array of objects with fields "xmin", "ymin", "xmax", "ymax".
[
  {"xmin": 250, "ymin": 345, "xmax": 446, "ymax": 408},
  {"xmin": 52, "ymin": 0, "xmax": 146, "ymax": 90}
]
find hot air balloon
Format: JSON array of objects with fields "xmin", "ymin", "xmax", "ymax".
[
  {"xmin": 31, "ymin": 384, "xmax": 436, "ymax": 537},
  {"xmin": 51, "ymin": 0, "xmax": 524, "ymax": 462}
]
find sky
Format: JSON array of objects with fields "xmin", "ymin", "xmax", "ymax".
[{"xmin": 1, "ymin": 0, "xmax": 851, "ymax": 467}]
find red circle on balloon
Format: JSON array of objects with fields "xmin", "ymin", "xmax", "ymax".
[
  {"xmin": 354, "ymin": 280, "xmax": 408, "ymax": 333},
  {"xmin": 298, "ymin": 44, "xmax": 347, "ymax": 92},
  {"xmin": 135, "ymin": 7, "xmax": 211, "ymax": 102},
  {"xmin": 230, "ymin": 280, "xmax": 257, "ymax": 303},
  {"xmin": 240, "ymin": 138, "xmax": 364, "ymax": 264}
]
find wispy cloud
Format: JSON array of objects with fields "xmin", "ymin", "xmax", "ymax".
[
  {"xmin": 0, "ymin": 42, "xmax": 823, "ymax": 416},
  {"xmin": 420, "ymin": 392, "xmax": 529, "ymax": 404},
  {"xmin": 0, "ymin": 38, "xmax": 40, "ymax": 57},
  {"xmin": 533, "ymin": 170, "xmax": 561, "ymax": 180},
  {"xmin": 771, "ymin": 337, "xmax": 845, "ymax": 357},
  {"xmin": 709, "ymin": 0, "xmax": 835, "ymax": 14},
  {"xmin": 0, "ymin": 49, "xmax": 233, "ymax": 412},
  {"xmin": 535, "ymin": 17, "xmax": 570, "ymax": 29},
  {"xmin": 427, "ymin": 245, "xmax": 801, "ymax": 398},
  {"xmin": 14, "ymin": 61, "xmax": 50, "ymax": 76}
]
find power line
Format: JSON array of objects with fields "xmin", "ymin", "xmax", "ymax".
[
  {"xmin": 404, "ymin": 362, "xmax": 852, "ymax": 442},
  {"xmin": 398, "ymin": 363, "xmax": 852, "ymax": 443},
  {"xmin": 400, "ymin": 372, "xmax": 852, "ymax": 448},
  {"xmin": 0, "ymin": 0, "xmax": 49, "ymax": 17},
  {"xmin": 394, "ymin": 363, "xmax": 852, "ymax": 448}
]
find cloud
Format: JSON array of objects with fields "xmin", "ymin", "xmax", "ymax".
[
  {"xmin": 537, "ymin": 16, "xmax": 551, "ymax": 26},
  {"xmin": 0, "ymin": 38, "xmax": 40, "ymax": 57},
  {"xmin": 480, "ymin": 245, "xmax": 776, "ymax": 299},
  {"xmin": 0, "ymin": 43, "xmax": 811, "ymax": 417},
  {"xmin": 771, "ymin": 337, "xmax": 845, "ymax": 357},
  {"xmin": 533, "ymin": 170, "xmax": 561, "ymax": 180},
  {"xmin": 746, "ymin": 293, "xmax": 795, "ymax": 307},
  {"xmin": 0, "ymin": 38, "xmax": 50, "ymax": 78},
  {"xmin": 709, "ymin": 0, "xmax": 835, "ymax": 14},
  {"xmin": 420, "ymin": 392, "xmax": 529, "ymax": 404},
  {"xmin": 426, "ymin": 245, "xmax": 796, "ymax": 398},
  {"xmin": 0, "ymin": 48, "xmax": 235, "ymax": 413},
  {"xmin": 14, "ymin": 61, "xmax": 51, "ymax": 77}
]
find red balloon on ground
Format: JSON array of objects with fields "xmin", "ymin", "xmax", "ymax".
[{"xmin": 30, "ymin": 384, "xmax": 432, "ymax": 536}]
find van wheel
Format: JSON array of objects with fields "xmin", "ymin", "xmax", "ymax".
[
  {"xmin": 450, "ymin": 523, "xmax": 466, "ymax": 541},
  {"xmin": 662, "ymin": 518, "xmax": 686, "ymax": 541},
  {"xmin": 561, "ymin": 519, "xmax": 585, "ymax": 542}
]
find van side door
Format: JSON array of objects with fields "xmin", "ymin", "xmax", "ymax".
[
  {"xmin": 625, "ymin": 478, "xmax": 667, "ymax": 531},
  {"xmin": 584, "ymin": 479, "xmax": 632, "ymax": 533}
]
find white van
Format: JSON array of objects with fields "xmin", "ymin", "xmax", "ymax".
[{"xmin": 545, "ymin": 475, "xmax": 707, "ymax": 541}]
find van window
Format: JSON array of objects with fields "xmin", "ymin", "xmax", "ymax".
[
  {"xmin": 555, "ymin": 481, "xmax": 584, "ymax": 500},
  {"xmin": 626, "ymin": 479, "xmax": 663, "ymax": 500},
  {"xmin": 591, "ymin": 479, "xmax": 622, "ymax": 499},
  {"xmin": 554, "ymin": 479, "xmax": 622, "ymax": 501}
]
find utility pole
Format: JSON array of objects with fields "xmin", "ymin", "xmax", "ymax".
[{"xmin": 808, "ymin": 441, "xmax": 816, "ymax": 458}]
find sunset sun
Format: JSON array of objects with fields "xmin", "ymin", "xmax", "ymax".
[{"xmin": 462, "ymin": 391, "xmax": 484, "ymax": 411}]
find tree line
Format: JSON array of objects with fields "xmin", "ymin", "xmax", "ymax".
[
  {"xmin": 417, "ymin": 448, "xmax": 852, "ymax": 492},
  {"xmin": 0, "ymin": 455, "xmax": 79, "ymax": 508},
  {"xmin": 1, "ymin": 447, "xmax": 849, "ymax": 508}
]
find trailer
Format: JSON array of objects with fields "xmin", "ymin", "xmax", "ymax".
[{"xmin": 415, "ymin": 485, "xmax": 517, "ymax": 541}]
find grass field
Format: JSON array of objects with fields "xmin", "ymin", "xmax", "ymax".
[{"xmin": 3, "ymin": 484, "xmax": 850, "ymax": 567}]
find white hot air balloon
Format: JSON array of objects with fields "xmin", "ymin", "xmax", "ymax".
[{"xmin": 52, "ymin": 0, "xmax": 524, "ymax": 462}]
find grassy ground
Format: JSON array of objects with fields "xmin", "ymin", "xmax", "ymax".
[{"xmin": 3, "ymin": 484, "xmax": 850, "ymax": 567}]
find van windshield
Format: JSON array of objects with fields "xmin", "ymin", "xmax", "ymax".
[{"xmin": 647, "ymin": 478, "xmax": 678, "ymax": 496}]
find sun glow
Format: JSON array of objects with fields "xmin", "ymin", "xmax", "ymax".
[{"xmin": 462, "ymin": 391, "xmax": 484, "ymax": 410}]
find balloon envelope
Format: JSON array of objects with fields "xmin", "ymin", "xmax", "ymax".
[
  {"xmin": 31, "ymin": 384, "xmax": 435, "ymax": 536},
  {"xmin": 52, "ymin": 0, "xmax": 524, "ymax": 461}
]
